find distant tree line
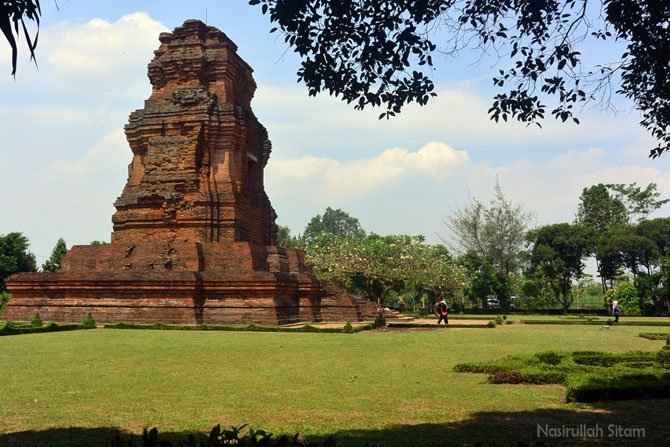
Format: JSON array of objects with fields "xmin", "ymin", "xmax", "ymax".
[{"xmin": 281, "ymin": 182, "xmax": 670, "ymax": 317}]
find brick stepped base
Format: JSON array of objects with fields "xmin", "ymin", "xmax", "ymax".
[{"xmin": 2, "ymin": 243, "xmax": 378, "ymax": 325}]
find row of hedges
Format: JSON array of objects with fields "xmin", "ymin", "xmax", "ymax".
[
  {"xmin": 639, "ymin": 332, "xmax": 670, "ymax": 340},
  {"xmin": 454, "ymin": 349, "xmax": 670, "ymax": 403},
  {"xmin": 104, "ymin": 322, "xmax": 376, "ymax": 334},
  {"xmin": 572, "ymin": 350, "xmax": 658, "ymax": 367},
  {"xmin": 0, "ymin": 321, "xmax": 91, "ymax": 336},
  {"xmin": 1, "ymin": 312, "xmax": 96, "ymax": 336},
  {"xmin": 521, "ymin": 319, "xmax": 670, "ymax": 326}
]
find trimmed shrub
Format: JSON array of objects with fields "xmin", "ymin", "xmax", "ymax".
[
  {"xmin": 342, "ymin": 322, "xmax": 354, "ymax": 333},
  {"xmin": 572, "ymin": 351, "xmax": 657, "ymax": 367},
  {"xmin": 487, "ymin": 320, "xmax": 497, "ymax": 328},
  {"xmin": 82, "ymin": 313, "xmax": 96, "ymax": 328},
  {"xmin": 31, "ymin": 312, "xmax": 43, "ymax": 327},
  {"xmin": 606, "ymin": 319, "xmax": 614, "ymax": 326},
  {"xmin": 495, "ymin": 315, "xmax": 503, "ymax": 325},
  {"xmin": 0, "ymin": 321, "xmax": 85, "ymax": 336}
]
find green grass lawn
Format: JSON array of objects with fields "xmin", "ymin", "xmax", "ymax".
[{"xmin": 1, "ymin": 324, "xmax": 669, "ymax": 446}]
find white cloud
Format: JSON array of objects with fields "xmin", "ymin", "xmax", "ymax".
[
  {"xmin": 267, "ymin": 142, "xmax": 670, "ymax": 242},
  {"xmin": 268, "ymin": 142, "xmax": 469, "ymax": 199},
  {"xmin": 47, "ymin": 13, "xmax": 166, "ymax": 78}
]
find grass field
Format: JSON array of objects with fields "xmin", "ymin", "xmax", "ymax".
[{"xmin": 1, "ymin": 324, "xmax": 669, "ymax": 446}]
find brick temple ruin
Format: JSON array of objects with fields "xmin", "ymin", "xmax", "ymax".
[{"xmin": 2, "ymin": 20, "xmax": 377, "ymax": 325}]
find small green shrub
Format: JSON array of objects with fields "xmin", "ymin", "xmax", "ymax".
[
  {"xmin": 606, "ymin": 319, "xmax": 614, "ymax": 326},
  {"xmin": 487, "ymin": 320, "xmax": 497, "ymax": 328},
  {"xmin": 495, "ymin": 315, "xmax": 503, "ymax": 325},
  {"xmin": 342, "ymin": 322, "xmax": 354, "ymax": 333},
  {"xmin": 31, "ymin": 312, "xmax": 43, "ymax": 327},
  {"xmin": 502, "ymin": 315, "xmax": 507, "ymax": 320},
  {"xmin": 82, "ymin": 313, "xmax": 96, "ymax": 329}
]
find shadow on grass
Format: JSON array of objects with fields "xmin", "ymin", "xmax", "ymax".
[{"xmin": 1, "ymin": 400, "xmax": 670, "ymax": 447}]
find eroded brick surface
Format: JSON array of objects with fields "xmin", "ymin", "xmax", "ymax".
[{"xmin": 3, "ymin": 20, "xmax": 376, "ymax": 324}]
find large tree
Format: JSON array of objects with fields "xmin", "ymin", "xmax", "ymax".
[
  {"xmin": 251, "ymin": 0, "xmax": 670, "ymax": 157},
  {"xmin": 0, "ymin": 232, "xmax": 37, "ymax": 291},
  {"xmin": 41, "ymin": 237, "xmax": 67, "ymax": 273},
  {"xmin": 301, "ymin": 207, "xmax": 364, "ymax": 247},
  {"xmin": 307, "ymin": 233, "xmax": 464, "ymax": 324},
  {"xmin": 528, "ymin": 223, "xmax": 592, "ymax": 313},
  {"xmin": 447, "ymin": 182, "xmax": 531, "ymax": 276}
]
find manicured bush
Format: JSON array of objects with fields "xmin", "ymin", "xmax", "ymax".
[
  {"xmin": 639, "ymin": 332, "xmax": 670, "ymax": 341},
  {"xmin": 572, "ymin": 351, "xmax": 656, "ymax": 367},
  {"xmin": 495, "ymin": 315, "xmax": 503, "ymax": 325},
  {"xmin": 487, "ymin": 320, "xmax": 497, "ymax": 328},
  {"xmin": 31, "ymin": 312, "xmax": 43, "ymax": 327},
  {"xmin": 0, "ymin": 321, "xmax": 86, "ymax": 336},
  {"xmin": 455, "ymin": 349, "xmax": 670, "ymax": 403},
  {"xmin": 82, "ymin": 313, "xmax": 96, "ymax": 328},
  {"xmin": 342, "ymin": 322, "xmax": 354, "ymax": 333}
]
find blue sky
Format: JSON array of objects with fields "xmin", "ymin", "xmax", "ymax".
[{"xmin": 1, "ymin": 1, "xmax": 669, "ymax": 263}]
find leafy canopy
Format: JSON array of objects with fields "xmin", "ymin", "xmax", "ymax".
[
  {"xmin": 250, "ymin": 0, "xmax": 670, "ymax": 157},
  {"xmin": 0, "ymin": 0, "xmax": 41, "ymax": 75},
  {"xmin": 42, "ymin": 237, "xmax": 67, "ymax": 273},
  {"xmin": 0, "ymin": 232, "xmax": 37, "ymax": 290}
]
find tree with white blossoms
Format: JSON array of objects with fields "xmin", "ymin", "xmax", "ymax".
[
  {"xmin": 412, "ymin": 244, "xmax": 467, "ymax": 305},
  {"xmin": 307, "ymin": 233, "xmax": 465, "ymax": 325}
]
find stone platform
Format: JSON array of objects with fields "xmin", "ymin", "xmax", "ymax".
[{"xmin": 3, "ymin": 242, "xmax": 376, "ymax": 324}]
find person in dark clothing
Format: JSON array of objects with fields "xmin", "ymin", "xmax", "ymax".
[
  {"xmin": 613, "ymin": 300, "xmax": 620, "ymax": 323},
  {"xmin": 436, "ymin": 299, "xmax": 448, "ymax": 325}
]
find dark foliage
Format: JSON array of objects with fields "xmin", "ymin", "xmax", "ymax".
[
  {"xmin": 0, "ymin": 0, "xmax": 41, "ymax": 75},
  {"xmin": 111, "ymin": 424, "xmax": 335, "ymax": 447},
  {"xmin": 250, "ymin": 0, "xmax": 670, "ymax": 157},
  {"xmin": 455, "ymin": 349, "xmax": 670, "ymax": 402},
  {"xmin": 0, "ymin": 232, "xmax": 37, "ymax": 291}
]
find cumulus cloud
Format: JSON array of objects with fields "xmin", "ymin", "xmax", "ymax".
[
  {"xmin": 267, "ymin": 142, "xmax": 670, "ymax": 242},
  {"xmin": 268, "ymin": 142, "xmax": 469, "ymax": 198},
  {"xmin": 47, "ymin": 13, "xmax": 166, "ymax": 79}
]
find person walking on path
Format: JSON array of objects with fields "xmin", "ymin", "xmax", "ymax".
[
  {"xmin": 436, "ymin": 299, "xmax": 449, "ymax": 325},
  {"xmin": 612, "ymin": 300, "xmax": 620, "ymax": 324}
]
